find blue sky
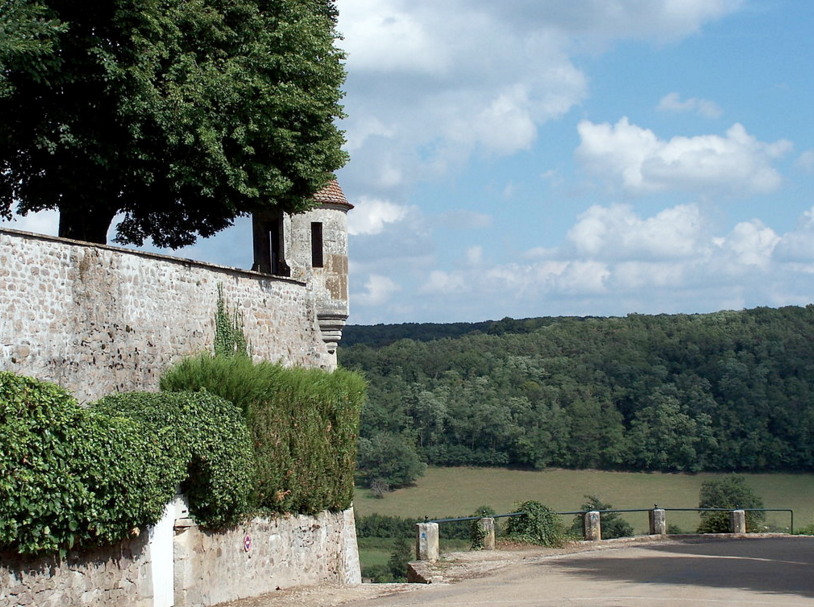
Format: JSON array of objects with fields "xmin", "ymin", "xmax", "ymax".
[{"xmin": 4, "ymin": 0, "xmax": 814, "ymax": 326}]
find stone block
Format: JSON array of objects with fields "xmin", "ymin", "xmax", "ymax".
[
  {"xmin": 731, "ymin": 510, "xmax": 746, "ymax": 533},
  {"xmin": 649, "ymin": 509, "xmax": 667, "ymax": 535},
  {"xmin": 583, "ymin": 511, "xmax": 601, "ymax": 541},
  {"xmin": 415, "ymin": 523, "xmax": 440, "ymax": 562}
]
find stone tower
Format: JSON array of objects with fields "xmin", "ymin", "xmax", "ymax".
[{"xmin": 252, "ymin": 180, "xmax": 352, "ymax": 369}]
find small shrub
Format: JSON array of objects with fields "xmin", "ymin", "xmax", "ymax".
[
  {"xmin": 370, "ymin": 478, "xmax": 390, "ymax": 499},
  {"xmin": 361, "ymin": 564, "xmax": 394, "ymax": 583},
  {"xmin": 569, "ymin": 495, "xmax": 633, "ymax": 540},
  {"xmin": 505, "ymin": 500, "xmax": 566, "ymax": 547},
  {"xmin": 696, "ymin": 475, "xmax": 765, "ymax": 533},
  {"xmin": 387, "ymin": 536, "xmax": 413, "ymax": 581},
  {"xmin": 666, "ymin": 524, "xmax": 685, "ymax": 534}
]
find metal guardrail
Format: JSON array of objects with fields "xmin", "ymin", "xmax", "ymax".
[{"xmin": 426, "ymin": 506, "xmax": 795, "ymax": 533}]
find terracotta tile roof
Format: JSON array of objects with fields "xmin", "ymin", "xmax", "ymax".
[{"xmin": 313, "ymin": 180, "xmax": 353, "ymax": 209}]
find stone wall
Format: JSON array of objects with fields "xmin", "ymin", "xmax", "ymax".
[
  {"xmin": 174, "ymin": 510, "xmax": 361, "ymax": 607},
  {"xmin": 0, "ymin": 509, "xmax": 361, "ymax": 607},
  {"xmin": 0, "ymin": 228, "xmax": 334, "ymax": 403},
  {"xmin": 0, "ymin": 533, "xmax": 154, "ymax": 607}
]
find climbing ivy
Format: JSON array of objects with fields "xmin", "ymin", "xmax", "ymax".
[
  {"xmin": 505, "ymin": 500, "xmax": 567, "ymax": 547},
  {"xmin": 214, "ymin": 283, "xmax": 249, "ymax": 357},
  {"xmin": 0, "ymin": 372, "xmax": 254, "ymax": 556}
]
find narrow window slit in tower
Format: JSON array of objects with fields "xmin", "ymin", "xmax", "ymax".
[{"xmin": 311, "ymin": 222, "xmax": 323, "ymax": 268}]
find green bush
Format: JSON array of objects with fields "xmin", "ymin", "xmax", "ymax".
[
  {"xmin": 93, "ymin": 391, "xmax": 254, "ymax": 529},
  {"xmin": 0, "ymin": 372, "xmax": 124, "ymax": 555},
  {"xmin": 696, "ymin": 475, "xmax": 766, "ymax": 533},
  {"xmin": 0, "ymin": 372, "xmax": 255, "ymax": 556},
  {"xmin": 161, "ymin": 354, "xmax": 366, "ymax": 514},
  {"xmin": 569, "ymin": 495, "xmax": 633, "ymax": 540},
  {"xmin": 505, "ymin": 500, "xmax": 566, "ymax": 547}
]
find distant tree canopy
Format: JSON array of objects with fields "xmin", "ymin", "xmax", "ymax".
[
  {"xmin": 0, "ymin": 0, "xmax": 347, "ymax": 246},
  {"xmin": 341, "ymin": 306, "xmax": 814, "ymax": 475}
]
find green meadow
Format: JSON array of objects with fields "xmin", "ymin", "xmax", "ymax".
[{"xmin": 355, "ymin": 467, "xmax": 814, "ymax": 535}]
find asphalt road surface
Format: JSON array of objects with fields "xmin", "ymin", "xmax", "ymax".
[{"xmin": 350, "ymin": 537, "xmax": 814, "ymax": 607}]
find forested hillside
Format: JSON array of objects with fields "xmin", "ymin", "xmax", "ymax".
[{"xmin": 340, "ymin": 306, "xmax": 814, "ymax": 484}]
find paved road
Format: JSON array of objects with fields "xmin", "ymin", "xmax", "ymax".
[{"xmin": 352, "ymin": 537, "xmax": 814, "ymax": 607}]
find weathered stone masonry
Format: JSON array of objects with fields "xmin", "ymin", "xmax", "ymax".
[
  {"xmin": 0, "ymin": 228, "xmax": 334, "ymax": 403},
  {"xmin": 0, "ymin": 508, "xmax": 361, "ymax": 607}
]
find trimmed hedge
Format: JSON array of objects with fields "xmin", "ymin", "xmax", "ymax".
[
  {"xmin": 0, "ymin": 372, "xmax": 253, "ymax": 556},
  {"xmin": 160, "ymin": 354, "xmax": 366, "ymax": 514}
]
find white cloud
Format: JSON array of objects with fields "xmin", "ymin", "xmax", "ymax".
[
  {"xmin": 354, "ymin": 274, "xmax": 402, "ymax": 306},
  {"xmin": 339, "ymin": 0, "xmax": 452, "ymax": 75},
  {"xmin": 713, "ymin": 220, "xmax": 779, "ymax": 270},
  {"xmin": 657, "ymin": 92, "xmax": 723, "ymax": 119},
  {"xmin": 420, "ymin": 270, "xmax": 469, "ymax": 294},
  {"xmin": 437, "ymin": 210, "xmax": 492, "ymax": 230},
  {"xmin": 347, "ymin": 197, "xmax": 409, "ymax": 236},
  {"xmin": 795, "ymin": 150, "xmax": 814, "ymax": 173},
  {"xmin": 465, "ymin": 246, "xmax": 483, "ymax": 265},
  {"xmin": 567, "ymin": 203, "xmax": 706, "ymax": 260},
  {"xmin": 576, "ymin": 118, "xmax": 792, "ymax": 197},
  {"xmin": 773, "ymin": 207, "xmax": 814, "ymax": 262},
  {"xmin": 337, "ymin": 0, "xmax": 742, "ymax": 195},
  {"xmin": 347, "ymin": 202, "xmax": 814, "ymax": 323}
]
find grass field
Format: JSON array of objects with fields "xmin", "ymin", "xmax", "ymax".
[{"xmin": 354, "ymin": 467, "xmax": 814, "ymax": 535}]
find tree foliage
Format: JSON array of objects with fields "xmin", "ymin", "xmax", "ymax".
[
  {"xmin": 0, "ymin": 0, "xmax": 347, "ymax": 246},
  {"xmin": 356, "ymin": 432, "xmax": 427, "ymax": 490},
  {"xmin": 341, "ymin": 306, "xmax": 814, "ymax": 474},
  {"xmin": 0, "ymin": 0, "xmax": 66, "ymax": 98}
]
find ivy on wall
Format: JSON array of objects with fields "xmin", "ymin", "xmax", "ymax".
[
  {"xmin": 214, "ymin": 283, "xmax": 249, "ymax": 358},
  {"xmin": 0, "ymin": 372, "xmax": 254, "ymax": 556}
]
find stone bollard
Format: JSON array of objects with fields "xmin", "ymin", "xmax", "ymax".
[
  {"xmin": 730, "ymin": 510, "xmax": 746, "ymax": 534},
  {"xmin": 583, "ymin": 511, "xmax": 601, "ymax": 541},
  {"xmin": 416, "ymin": 523, "xmax": 440, "ymax": 562},
  {"xmin": 649, "ymin": 509, "xmax": 667, "ymax": 535},
  {"xmin": 477, "ymin": 518, "xmax": 496, "ymax": 550}
]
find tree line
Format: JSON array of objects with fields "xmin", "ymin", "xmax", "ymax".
[{"xmin": 341, "ymin": 306, "xmax": 814, "ymax": 487}]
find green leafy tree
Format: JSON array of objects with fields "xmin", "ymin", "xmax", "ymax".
[
  {"xmin": 697, "ymin": 475, "xmax": 766, "ymax": 533},
  {"xmin": 1, "ymin": 0, "xmax": 347, "ymax": 246},
  {"xmin": 0, "ymin": 0, "xmax": 66, "ymax": 98},
  {"xmin": 356, "ymin": 433, "xmax": 426, "ymax": 490}
]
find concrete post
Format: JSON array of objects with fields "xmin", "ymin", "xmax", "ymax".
[
  {"xmin": 730, "ymin": 510, "xmax": 746, "ymax": 534},
  {"xmin": 416, "ymin": 523, "xmax": 440, "ymax": 562},
  {"xmin": 649, "ymin": 509, "xmax": 667, "ymax": 535},
  {"xmin": 477, "ymin": 518, "xmax": 496, "ymax": 550},
  {"xmin": 583, "ymin": 511, "xmax": 601, "ymax": 541}
]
